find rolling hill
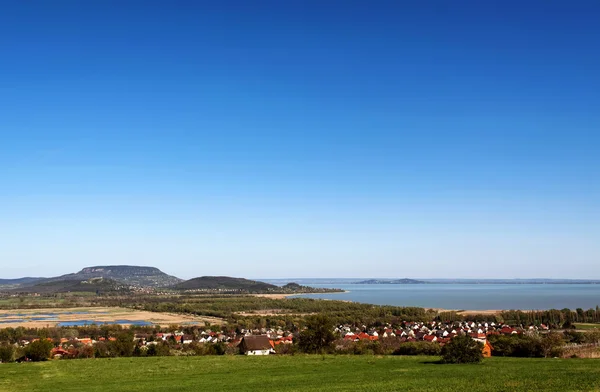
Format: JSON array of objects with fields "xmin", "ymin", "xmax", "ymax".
[
  {"xmin": 172, "ymin": 276, "xmax": 279, "ymax": 292},
  {"xmin": 0, "ymin": 277, "xmax": 44, "ymax": 288},
  {"xmin": 11, "ymin": 277, "xmax": 132, "ymax": 294}
]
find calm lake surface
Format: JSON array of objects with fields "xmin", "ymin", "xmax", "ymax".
[{"xmin": 289, "ymin": 283, "xmax": 600, "ymax": 310}]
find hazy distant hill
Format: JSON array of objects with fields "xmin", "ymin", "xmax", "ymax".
[
  {"xmin": 36, "ymin": 266, "xmax": 182, "ymax": 288},
  {"xmin": 0, "ymin": 277, "xmax": 44, "ymax": 288},
  {"xmin": 12, "ymin": 277, "xmax": 131, "ymax": 294},
  {"xmin": 172, "ymin": 276, "xmax": 279, "ymax": 292},
  {"xmin": 356, "ymin": 278, "xmax": 427, "ymax": 284}
]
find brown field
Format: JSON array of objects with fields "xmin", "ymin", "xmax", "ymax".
[
  {"xmin": 250, "ymin": 293, "xmax": 296, "ymax": 299},
  {"xmin": 0, "ymin": 307, "xmax": 224, "ymax": 328}
]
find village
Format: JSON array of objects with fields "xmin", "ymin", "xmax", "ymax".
[{"xmin": 1, "ymin": 319, "xmax": 551, "ymax": 361}]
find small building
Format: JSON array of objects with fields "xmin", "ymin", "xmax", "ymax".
[
  {"xmin": 239, "ymin": 335, "xmax": 274, "ymax": 356},
  {"xmin": 482, "ymin": 340, "xmax": 493, "ymax": 358},
  {"xmin": 51, "ymin": 347, "xmax": 70, "ymax": 359}
]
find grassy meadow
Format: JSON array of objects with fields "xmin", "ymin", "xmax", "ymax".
[
  {"xmin": 1, "ymin": 355, "xmax": 599, "ymax": 392},
  {"xmin": 574, "ymin": 323, "xmax": 600, "ymax": 331}
]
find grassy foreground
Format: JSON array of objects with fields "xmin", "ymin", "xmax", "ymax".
[{"xmin": 1, "ymin": 355, "xmax": 599, "ymax": 392}]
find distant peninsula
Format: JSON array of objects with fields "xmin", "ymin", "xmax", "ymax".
[
  {"xmin": 355, "ymin": 278, "xmax": 427, "ymax": 285},
  {"xmin": 171, "ymin": 276, "xmax": 344, "ymax": 294}
]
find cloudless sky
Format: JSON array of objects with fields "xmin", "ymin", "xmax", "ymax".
[{"xmin": 1, "ymin": 1, "xmax": 599, "ymax": 279}]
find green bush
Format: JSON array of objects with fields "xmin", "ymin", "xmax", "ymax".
[
  {"xmin": 440, "ymin": 336, "xmax": 483, "ymax": 364},
  {"xmin": 107, "ymin": 332, "xmax": 135, "ymax": 357},
  {"xmin": 298, "ymin": 315, "xmax": 335, "ymax": 354},
  {"xmin": 0, "ymin": 343, "xmax": 15, "ymax": 363},
  {"xmin": 393, "ymin": 342, "xmax": 441, "ymax": 356},
  {"xmin": 147, "ymin": 342, "xmax": 171, "ymax": 356},
  {"xmin": 25, "ymin": 340, "xmax": 53, "ymax": 362},
  {"xmin": 487, "ymin": 334, "xmax": 563, "ymax": 358}
]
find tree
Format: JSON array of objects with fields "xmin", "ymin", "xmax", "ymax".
[
  {"xmin": 0, "ymin": 343, "xmax": 15, "ymax": 363},
  {"xmin": 25, "ymin": 340, "xmax": 53, "ymax": 362},
  {"xmin": 109, "ymin": 332, "xmax": 135, "ymax": 357},
  {"xmin": 440, "ymin": 335, "xmax": 483, "ymax": 364},
  {"xmin": 540, "ymin": 332, "xmax": 564, "ymax": 358},
  {"xmin": 297, "ymin": 315, "xmax": 335, "ymax": 354}
]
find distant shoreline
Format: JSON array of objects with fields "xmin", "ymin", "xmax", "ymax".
[
  {"xmin": 429, "ymin": 308, "xmax": 504, "ymax": 315},
  {"xmin": 254, "ymin": 290, "xmax": 350, "ymax": 300}
]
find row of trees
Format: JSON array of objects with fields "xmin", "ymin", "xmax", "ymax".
[
  {"xmin": 0, "ymin": 340, "xmax": 54, "ymax": 363},
  {"xmin": 130, "ymin": 295, "xmax": 438, "ymax": 326},
  {"xmin": 499, "ymin": 307, "xmax": 600, "ymax": 326}
]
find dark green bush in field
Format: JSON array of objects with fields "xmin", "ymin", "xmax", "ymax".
[
  {"xmin": 0, "ymin": 343, "xmax": 15, "ymax": 363},
  {"xmin": 487, "ymin": 334, "xmax": 564, "ymax": 358},
  {"xmin": 108, "ymin": 332, "xmax": 136, "ymax": 357},
  {"xmin": 562, "ymin": 330, "xmax": 585, "ymax": 344},
  {"xmin": 441, "ymin": 335, "xmax": 483, "ymax": 364},
  {"xmin": 298, "ymin": 315, "xmax": 335, "ymax": 354},
  {"xmin": 274, "ymin": 342, "xmax": 298, "ymax": 355},
  {"xmin": 25, "ymin": 339, "xmax": 53, "ymax": 362},
  {"xmin": 146, "ymin": 342, "xmax": 171, "ymax": 356},
  {"xmin": 393, "ymin": 342, "xmax": 441, "ymax": 356}
]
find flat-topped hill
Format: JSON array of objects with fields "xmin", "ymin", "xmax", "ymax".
[{"xmin": 41, "ymin": 265, "xmax": 182, "ymax": 288}]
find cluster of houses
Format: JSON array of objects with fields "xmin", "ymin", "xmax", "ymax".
[
  {"xmin": 336, "ymin": 320, "xmax": 537, "ymax": 357},
  {"xmin": 338, "ymin": 320, "xmax": 531, "ymax": 342},
  {"xmin": 11, "ymin": 320, "xmax": 546, "ymax": 358},
  {"xmin": 23, "ymin": 328, "xmax": 295, "ymax": 357}
]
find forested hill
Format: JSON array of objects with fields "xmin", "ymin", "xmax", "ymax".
[
  {"xmin": 38, "ymin": 266, "xmax": 182, "ymax": 288},
  {"xmin": 171, "ymin": 276, "xmax": 278, "ymax": 292},
  {"xmin": 0, "ymin": 277, "xmax": 44, "ymax": 288},
  {"xmin": 11, "ymin": 277, "xmax": 131, "ymax": 294}
]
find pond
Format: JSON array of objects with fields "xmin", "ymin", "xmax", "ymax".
[{"xmin": 57, "ymin": 320, "xmax": 154, "ymax": 327}]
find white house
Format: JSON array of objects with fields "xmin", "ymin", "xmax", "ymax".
[{"xmin": 239, "ymin": 335, "xmax": 274, "ymax": 356}]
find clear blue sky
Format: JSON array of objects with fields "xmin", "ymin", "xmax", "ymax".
[{"xmin": 1, "ymin": 1, "xmax": 599, "ymax": 279}]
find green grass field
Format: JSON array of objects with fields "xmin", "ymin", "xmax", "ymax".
[
  {"xmin": 574, "ymin": 323, "xmax": 600, "ymax": 330},
  {"xmin": 1, "ymin": 356, "xmax": 599, "ymax": 392}
]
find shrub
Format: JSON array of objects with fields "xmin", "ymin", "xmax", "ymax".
[
  {"xmin": 298, "ymin": 315, "xmax": 335, "ymax": 354},
  {"xmin": 563, "ymin": 330, "xmax": 585, "ymax": 344},
  {"xmin": 440, "ymin": 336, "xmax": 483, "ymax": 364},
  {"xmin": 540, "ymin": 332, "xmax": 564, "ymax": 358},
  {"xmin": 25, "ymin": 340, "xmax": 53, "ymax": 362},
  {"xmin": 274, "ymin": 343, "xmax": 298, "ymax": 355},
  {"xmin": 107, "ymin": 332, "xmax": 135, "ymax": 357},
  {"xmin": 393, "ymin": 342, "xmax": 441, "ymax": 356},
  {"xmin": 147, "ymin": 342, "xmax": 171, "ymax": 356},
  {"xmin": 0, "ymin": 343, "xmax": 15, "ymax": 363},
  {"xmin": 75, "ymin": 345, "xmax": 95, "ymax": 359},
  {"xmin": 487, "ymin": 334, "xmax": 543, "ymax": 358}
]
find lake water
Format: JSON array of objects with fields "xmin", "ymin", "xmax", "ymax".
[
  {"xmin": 289, "ymin": 283, "xmax": 600, "ymax": 310},
  {"xmin": 57, "ymin": 320, "xmax": 153, "ymax": 327},
  {"xmin": 0, "ymin": 311, "xmax": 108, "ymax": 324}
]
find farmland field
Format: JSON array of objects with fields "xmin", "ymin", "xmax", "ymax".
[
  {"xmin": 0, "ymin": 307, "xmax": 223, "ymax": 328},
  {"xmin": 1, "ymin": 355, "xmax": 599, "ymax": 392}
]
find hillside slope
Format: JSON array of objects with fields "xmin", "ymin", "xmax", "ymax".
[
  {"xmin": 39, "ymin": 265, "xmax": 182, "ymax": 288},
  {"xmin": 172, "ymin": 276, "xmax": 278, "ymax": 292},
  {"xmin": 2, "ymin": 356, "xmax": 599, "ymax": 392},
  {"xmin": 0, "ymin": 277, "xmax": 44, "ymax": 288},
  {"xmin": 12, "ymin": 277, "xmax": 131, "ymax": 294}
]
